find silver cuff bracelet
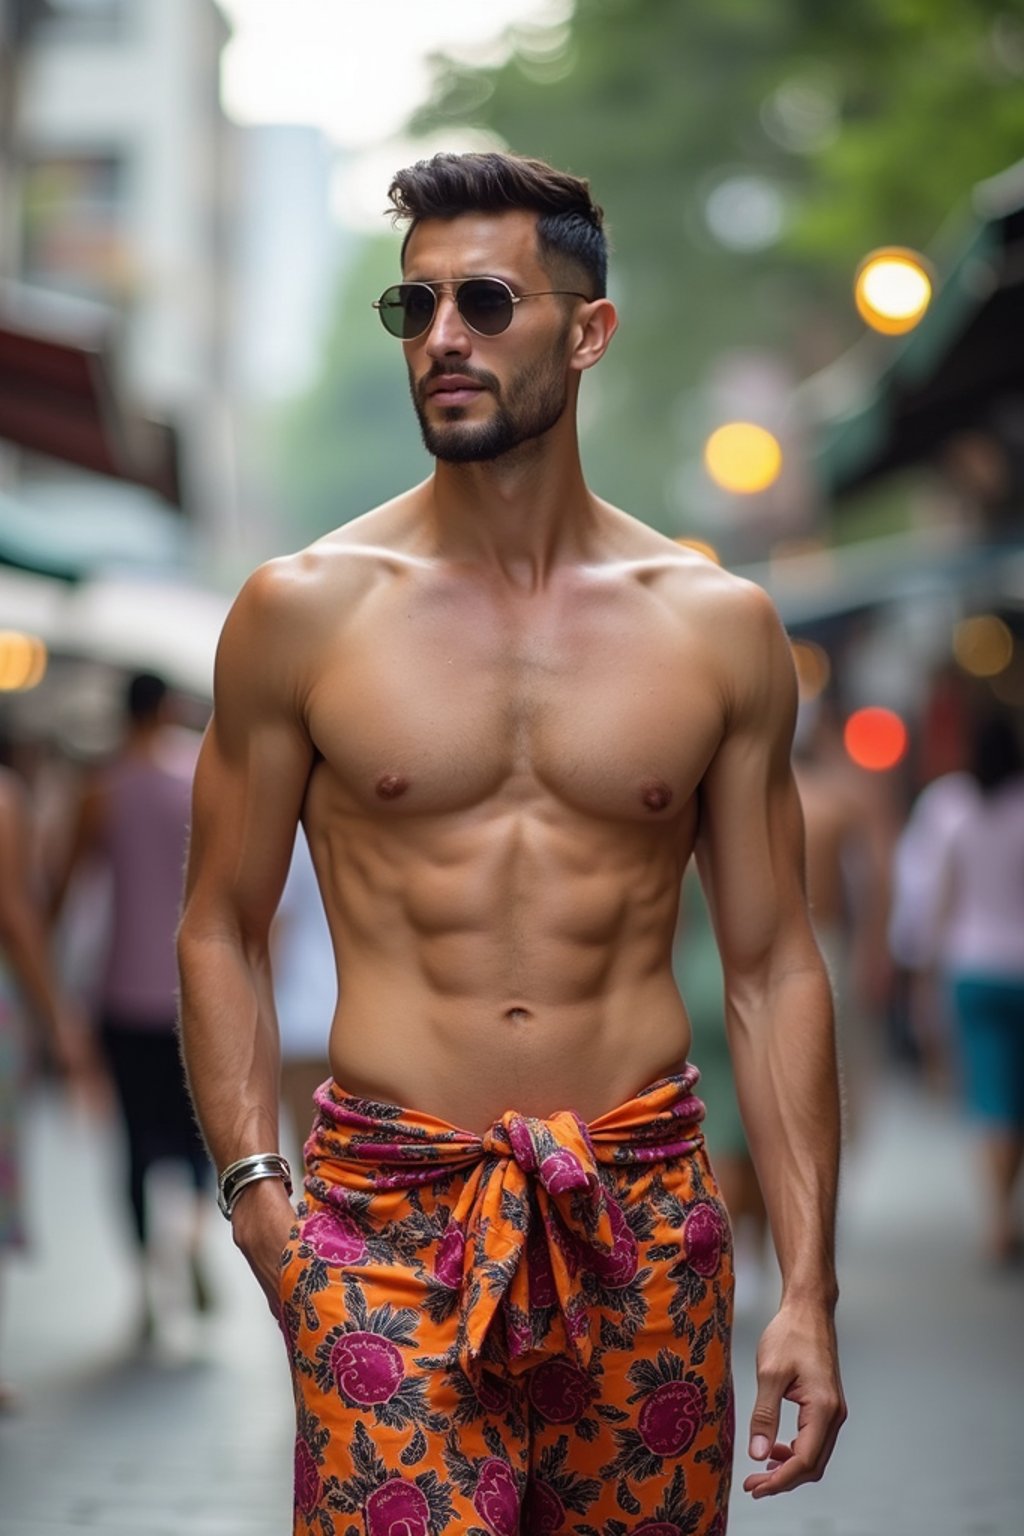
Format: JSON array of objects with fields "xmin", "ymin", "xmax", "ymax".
[{"xmin": 217, "ymin": 1152, "xmax": 292, "ymax": 1219}]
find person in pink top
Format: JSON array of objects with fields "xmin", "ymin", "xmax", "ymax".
[
  {"xmin": 54, "ymin": 673, "xmax": 211, "ymax": 1336},
  {"xmin": 926, "ymin": 708, "xmax": 1024, "ymax": 1264}
]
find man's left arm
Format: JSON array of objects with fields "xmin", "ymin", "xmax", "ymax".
[{"xmin": 694, "ymin": 580, "xmax": 847, "ymax": 1499}]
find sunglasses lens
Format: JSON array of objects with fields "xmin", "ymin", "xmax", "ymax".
[
  {"xmin": 378, "ymin": 284, "xmax": 436, "ymax": 339},
  {"xmin": 458, "ymin": 279, "xmax": 514, "ymax": 336}
]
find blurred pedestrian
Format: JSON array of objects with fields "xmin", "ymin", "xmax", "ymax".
[
  {"xmin": 889, "ymin": 766, "xmax": 978, "ymax": 1093},
  {"xmin": 52, "ymin": 673, "xmax": 211, "ymax": 1338},
  {"xmin": 0, "ymin": 762, "xmax": 85, "ymax": 1403},
  {"xmin": 271, "ymin": 829, "xmax": 335, "ymax": 1167},
  {"xmin": 925, "ymin": 709, "xmax": 1024, "ymax": 1265}
]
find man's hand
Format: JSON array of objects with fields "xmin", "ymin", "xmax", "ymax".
[
  {"xmin": 228, "ymin": 1175, "xmax": 298, "ymax": 1314},
  {"xmin": 743, "ymin": 1299, "xmax": 847, "ymax": 1498}
]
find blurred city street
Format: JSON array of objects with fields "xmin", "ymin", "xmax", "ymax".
[
  {"xmin": 2, "ymin": 5, "xmax": 1024, "ymax": 1536},
  {"xmin": 1, "ymin": 1070, "xmax": 1021, "ymax": 1536}
]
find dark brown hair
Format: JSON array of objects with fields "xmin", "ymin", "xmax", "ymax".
[{"xmin": 387, "ymin": 151, "xmax": 608, "ymax": 297}]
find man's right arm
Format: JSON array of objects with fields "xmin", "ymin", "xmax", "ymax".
[{"xmin": 177, "ymin": 560, "xmax": 317, "ymax": 1305}]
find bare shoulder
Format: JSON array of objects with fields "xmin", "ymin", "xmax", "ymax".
[
  {"xmin": 595, "ymin": 502, "xmax": 793, "ymax": 730},
  {"xmin": 598, "ymin": 501, "xmax": 784, "ymax": 641},
  {"xmin": 223, "ymin": 493, "xmax": 429, "ymax": 657}
]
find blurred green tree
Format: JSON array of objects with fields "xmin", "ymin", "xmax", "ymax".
[
  {"xmin": 274, "ymin": 236, "xmax": 430, "ymax": 547},
  {"xmin": 277, "ymin": 0, "xmax": 1024, "ymax": 540}
]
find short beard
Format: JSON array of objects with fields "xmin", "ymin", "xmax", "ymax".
[{"xmin": 411, "ymin": 350, "xmax": 569, "ymax": 465}]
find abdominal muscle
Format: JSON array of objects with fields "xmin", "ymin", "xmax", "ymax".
[{"xmin": 310, "ymin": 801, "xmax": 696, "ymax": 1135}]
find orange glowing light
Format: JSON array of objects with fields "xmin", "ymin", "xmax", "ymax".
[
  {"xmin": 0, "ymin": 631, "xmax": 47, "ymax": 692},
  {"xmin": 843, "ymin": 706, "xmax": 908, "ymax": 772},
  {"xmin": 953, "ymin": 614, "xmax": 1013, "ymax": 678},
  {"xmin": 674, "ymin": 537, "xmax": 722, "ymax": 565},
  {"xmin": 854, "ymin": 247, "xmax": 932, "ymax": 335},
  {"xmin": 703, "ymin": 422, "xmax": 782, "ymax": 495},
  {"xmin": 791, "ymin": 640, "xmax": 831, "ymax": 702}
]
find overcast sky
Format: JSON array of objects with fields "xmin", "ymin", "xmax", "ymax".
[{"xmin": 217, "ymin": 0, "xmax": 566, "ymax": 147}]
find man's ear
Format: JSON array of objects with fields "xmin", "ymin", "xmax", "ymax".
[{"xmin": 569, "ymin": 298, "xmax": 619, "ymax": 373}]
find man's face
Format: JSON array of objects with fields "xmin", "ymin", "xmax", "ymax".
[{"xmin": 399, "ymin": 211, "xmax": 578, "ymax": 464}]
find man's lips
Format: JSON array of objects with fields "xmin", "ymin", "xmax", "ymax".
[{"xmin": 425, "ymin": 375, "xmax": 487, "ymax": 405}]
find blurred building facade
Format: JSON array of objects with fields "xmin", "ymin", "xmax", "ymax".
[
  {"xmin": 2, "ymin": 0, "xmax": 343, "ymax": 574},
  {"xmin": 3, "ymin": 0, "xmax": 236, "ymax": 558}
]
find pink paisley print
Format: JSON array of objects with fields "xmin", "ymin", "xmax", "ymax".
[
  {"xmin": 364, "ymin": 1478, "xmax": 431, "ymax": 1536},
  {"xmin": 684, "ymin": 1202, "xmax": 725, "ymax": 1278},
  {"xmin": 293, "ymin": 1438, "xmax": 321, "ymax": 1517},
  {"xmin": 637, "ymin": 1380, "xmax": 705, "ymax": 1457},
  {"xmin": 506, "ymin": 1116, "xmax": 538, "ymax": 1172},
  {"xmin": 586, "ymin": 1195, "xmax": 639, "ymax": 1287},
  {"xmin": 330, "ymin": 1331, "xmax": 404, "ymax": 1405},
  {"xmin": 528, "ymin": 1357, "xmax": 596, "ymax": 1423},
  {"xmin": 434, "ymin": 1223, "xmax": 465, "ymax": 1289},
  {"xmin": 472, "ymin": 1458, "xmax": 520, "ymax": 1536},
  {"xmin": 302, "ymin": 1210, "xmax": 367, "ymax": 1266},
  {"xmin": 525, "ymin": 1479, "xmax": 566, "ymax": 1532},
  {"xmin": 539, "ymin": 1146, "xmax": 589, "ymax": 1195}
]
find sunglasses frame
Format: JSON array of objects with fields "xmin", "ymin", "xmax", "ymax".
[{"xmin": 372, "ymin": 276, "xmax": 591, "ymax": 340}]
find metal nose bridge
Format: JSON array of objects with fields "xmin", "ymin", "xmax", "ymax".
[{"xmin": 419, "ymin": 278, "xmax": 488, "ymax": 340}]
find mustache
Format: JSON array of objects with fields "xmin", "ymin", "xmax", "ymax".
[{"xmin": 415, "ymin": 363, "xmax": 500, "ymax": 407}]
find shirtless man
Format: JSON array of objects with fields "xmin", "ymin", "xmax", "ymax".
[{"xmin": 178, "ymin": 152, "xmax": 845, "ymax": 1533}]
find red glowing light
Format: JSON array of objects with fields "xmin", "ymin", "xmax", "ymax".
[{"xmin": 843, "ymin": 707, "xmax": 908, "ymax": 772}]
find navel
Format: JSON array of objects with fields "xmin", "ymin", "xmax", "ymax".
[
  {"xmin": 503, "ymin": 1007, "xmax": 533, "ymax": 1024},
  {"xmin": 641, "ymin": 779, "xmax": 674, "ymax": 813},
  {"xmin": 375, "ymin": 773, "xmax": 409, "ymax": 801}
]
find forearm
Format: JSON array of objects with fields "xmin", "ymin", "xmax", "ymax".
[
  {"xmin": 0, "ymin": 908, "xmax": 65, "ymax": 1045},
  {"xmin": 727, "ymin": 959, "xmax": 840, "ymax": 1307},
  {"xmin": 177, "ymin": 924, "xmax": 283, "ymax": 1174}
]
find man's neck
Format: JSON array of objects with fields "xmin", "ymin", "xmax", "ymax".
[{"xmin": 425, "ymin": 431, "xmax": 598, "ymax": 590}]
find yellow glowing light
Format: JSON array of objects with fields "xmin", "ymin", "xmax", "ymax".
[
  {"xmin": 704, "ymin": 422, "xmax": 783, "ymax": 495},
  {"xmin": 854, "ymin": 247, "xmax": 933, "ymax": 334},
  {"xmin": 953, "ymin": 614, "xmax": 1013, "ymax": 678},
  {"xmin": 791, "ymin": 640, "xmax": 831, "ymax": 702},
  {"xmin": 674, "ymin": 537, "xmax": 722, "ymax": 565},
  {"xmin": 0, "ymin": 631, "xmax": 48, "ymax": 692}
]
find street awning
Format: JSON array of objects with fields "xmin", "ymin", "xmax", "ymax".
[
  {"xmin": 804, "ymin": 160, "xmax": 1024, "ymax": 500},
  {"xmin": 0, "ymin": 283, "xmax": 180, "ymax": 505}
]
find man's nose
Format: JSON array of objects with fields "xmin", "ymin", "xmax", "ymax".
[{"xmin": 424, "ymin": 291, "xmax": 471, "ymax": 358}]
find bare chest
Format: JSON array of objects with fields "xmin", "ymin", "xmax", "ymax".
[{"xmin": 305, "ymin": 577, "xmax": 724, "ymax": 822}]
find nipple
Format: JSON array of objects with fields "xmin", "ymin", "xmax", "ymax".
[
  {"xmin": 375, "ymin": 773, "xmax": 409, "ymax": 800},
  {"xmin": 641, "ymin": 779, "xmax": 673, "ymax": 812}
]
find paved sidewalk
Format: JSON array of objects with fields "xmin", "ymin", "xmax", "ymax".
[{"xmin": 1, "ymin": 1076, "xmax": 1021, "ymax": 1534}]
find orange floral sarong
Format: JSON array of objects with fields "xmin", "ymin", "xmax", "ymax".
[{"xmin": 279, "ymin": 1066, "xmax": 734, "ymax": 1536}]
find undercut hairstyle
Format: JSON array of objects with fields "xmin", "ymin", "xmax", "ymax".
[{"xmin": 387, "ymin": 151, "xmax": 608, "ymax": 298}]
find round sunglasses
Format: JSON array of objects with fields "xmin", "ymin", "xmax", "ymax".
[{"xmin": 372, "ymin": 276, "xmax": 590, "ymax": 340}]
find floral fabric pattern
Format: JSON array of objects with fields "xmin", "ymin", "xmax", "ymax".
[{"xmin": 280, "ymin": 1068, "xmax": 734, "ymax": 1535}]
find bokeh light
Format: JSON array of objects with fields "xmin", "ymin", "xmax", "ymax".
[
  {"xmin": 844, "ymin": 706, "xmax": 908, "ymax": 772},
  {"xmin": 674, "ymin": 536, "xmax": 722, "ymax": 564},
  {"xmin": 703, "ymin": 422, "xmax": 783, "ymax": 494},
  {"xmin": 952, "ymin": 613, "xmax": 1014, "ymax": 677},
  {"xmin": 0, "ymin": 631, "xmax": 48, "ymax": 692},
  {"xmin": 854, "ymin": 247, "xmax": 933, "ymax": 334},
  {"xmin": 791, "ymin": 639, "xmax": 831, "ymax": 701}
]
